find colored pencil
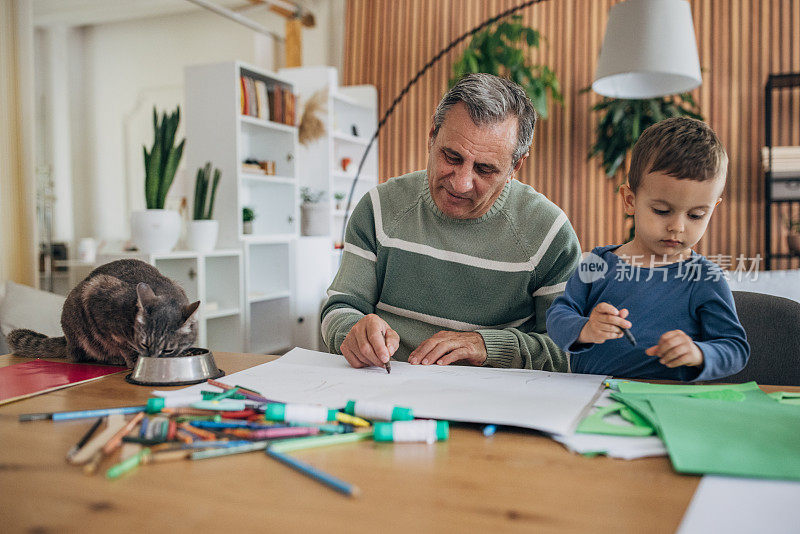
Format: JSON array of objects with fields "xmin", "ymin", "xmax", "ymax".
[
  {"xmin": 232, "ymin": 426, "xmax": 319, "ymax": 440},
  {"xmin": 102, "ymin": 412, "xmax": 145, "ymax": 455},
  {"xmin": 207, "ymin": 379, "xmax": 276, "ymax": 403},
  {"xmin": 267, "ymin": 430, "xmax": 373, "ymax": 453},
  {"xmin": 266, "ymin": 447, "xmax": 360, "ymax": 497},
  {"xmin": 191, "ymin": 441, "xmax": 270, "ymax": 460},
  {"xmin": 20, "ymin": 405, "xmax": 146, "ymax": 422},
  {"xmin": 66, "ymin": 417, "xmax": 104, "ymax": 461},
  {"xmin": 181, "ymin": 440, "xmax": 252, "ymax": 449}
]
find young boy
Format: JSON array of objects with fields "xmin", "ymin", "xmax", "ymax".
[{"xmin": 546, "ymin": 117, "xmax": 749, "ymax": 381}]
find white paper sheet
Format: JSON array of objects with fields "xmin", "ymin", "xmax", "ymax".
[
  {"xmin": 164, "ymin": 347, "xmax": 607, "ymax": 436},
  {"xmin": 678, "ymin": 476, "xmax": 800, "ymax": 534},
  {"xmin": 553, "ymin": 433, "xmax": 667, "ymax": 460}
]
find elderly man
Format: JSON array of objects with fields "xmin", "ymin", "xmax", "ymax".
[{"xmin": 321, "ymin": 73, "xmax": 580, "ymax": 370}]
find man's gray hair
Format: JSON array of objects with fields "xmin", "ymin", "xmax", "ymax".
[{"xmin": 432, "ymin": 73, "xmax": 537, "ymax": 166}]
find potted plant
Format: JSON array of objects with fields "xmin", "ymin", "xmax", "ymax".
[
  {"xmin": 130, "ymin": 106, "xmax": 185, "ymax": 253},
  {"xmin": 586, "ymin": 92, "xmax": 703, "ymax": 178},
  {"xmin": 450, "ymin": 15, "xmax": 563, "ymax": 119},
  {"xmin": 242, "ymin": 206, "xmax": 255, "ymax": 235},
  {"xmin": 300, "ymin": 187, "xmax": 328, "ymax": 236},
  {"xmin": 333, "ymin": 192, "xmax": 346, "ymax": 211},
  {"xmin": 788, "ymin": 219, "xmax": 800, "ymax": 256},
  {"xmin": 186, "ymin": 162, "xmax": 221, "ymax": 252}
]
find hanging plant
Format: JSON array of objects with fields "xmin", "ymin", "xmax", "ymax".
[
  {"xmin": 585, "ymin": 91, "xmax": 703, "ymax": 178},
  {"xmin": 450, "ymin": 15, "xmax": 563, "ymax": 119}
]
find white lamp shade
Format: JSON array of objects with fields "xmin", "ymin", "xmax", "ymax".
[{"xmin": 593, "ymin": 0, "xmax": 702, "ymax": 99}]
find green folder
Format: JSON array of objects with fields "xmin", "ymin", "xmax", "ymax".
[{"xmin": 647, "ymin": 395, "xmax": 800, "ymax": 481}]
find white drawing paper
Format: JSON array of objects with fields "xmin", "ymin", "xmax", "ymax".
[{"xmin": 163, "ymin": 347, "xmax": 607, "ymax": 436}]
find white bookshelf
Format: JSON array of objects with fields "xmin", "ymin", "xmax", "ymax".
[
  {"xmin": 279, "ymin": 66, "xmax": 379, "ymax": 350},
  {"xmin": 97, "ymin": 250, "xmax": 244, "ymax": 353},
  {"xmin": 185, "ymin": 61, "xmax": 299, "ymax": 354}
]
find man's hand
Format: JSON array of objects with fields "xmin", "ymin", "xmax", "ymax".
[
  {"xmin": 577, "ymin": 302, "xmax": 632, "ymax": 344},
  {"xmin": 408, "ymin": 331, "xmax": 487, "ymax": 366},
  {"xmin": 340, "ymin": 314, "xmax": 399, "ymax": 369},
  {"xmin": 645, "ymin": 330, "xmax": 703, "ymax": 368}
]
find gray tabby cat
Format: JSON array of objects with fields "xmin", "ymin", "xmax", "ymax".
[{"xmin": 7, "ymin": 259, "xmax": 200, "ymax": 368}]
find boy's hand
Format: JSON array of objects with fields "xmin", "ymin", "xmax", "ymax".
[
  {"xmin": 577, "ymin": 302, "xmax": 632, "ymax": 345},
  {"xmin": 645, "ymin": 330, "xmax": 703, "ymax": 368}
]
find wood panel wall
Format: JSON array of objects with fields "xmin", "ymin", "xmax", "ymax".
[{"xmin": 343, "ymin": 0, "xmax": 800, "ymax": 269}]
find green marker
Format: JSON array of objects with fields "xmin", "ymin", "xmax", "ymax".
[
  {"xmin": 344, "ymin": 400, "xmax": 414, "ymax": 421},
  {"xmin": 264, "ymin": 404, "xmax": 338, "ymax": 423},
  {"xmin": 373, "ymin": 420, "xmax": 449, "ymax": 443},
  {"xmin": 106, "ymin": 448, "xmax": 150, "ymax": 479}
]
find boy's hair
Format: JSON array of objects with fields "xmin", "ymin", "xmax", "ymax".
[{"xmin": 627, "ymin": 117, "xmax": 728, "ymax": 192}]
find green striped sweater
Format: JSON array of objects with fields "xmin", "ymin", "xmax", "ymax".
[{"xmin": 321, "ymin": 170, "xmax": 581, "ymax": 370}]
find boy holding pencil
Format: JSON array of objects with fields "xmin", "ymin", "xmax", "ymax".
[{"xmin": 546, "ymin": 117, "xmax": 749, "ymax": 381}]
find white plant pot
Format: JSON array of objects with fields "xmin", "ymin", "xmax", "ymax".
[
  {"xmin": 243, "ymin": 221, "xmax": 253, "ymax": 234},
  {"xmin": 186, "ymin": 220, "xmax": 219, "ymax": 253},
  {"xmin": 130, "ymin": 209, "xmax": 181, "ymax": 254},
  {"xmin": 301, "ymin": 203, "xmax": 329, "ymax": 236}
]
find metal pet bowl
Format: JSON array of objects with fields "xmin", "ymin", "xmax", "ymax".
[{"xmin": 125, "ymin": 347, "xmax": 225, "ymax": 386}]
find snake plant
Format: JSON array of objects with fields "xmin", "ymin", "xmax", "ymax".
[{"xmin": 143, "ymin": 106, "xmax": 185, "ymax": 209}]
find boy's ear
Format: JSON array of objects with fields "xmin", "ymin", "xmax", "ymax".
[
  {"xmin": 620, "ymin": 184, "xmax": 636, "ymax": 215},
  {"xmin": 715, "ymin": 197, "xmax": 723, "ymax": 206}
]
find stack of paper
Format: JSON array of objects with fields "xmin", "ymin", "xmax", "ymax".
[
  {"xmin": 608, "ymin": 381, "xmax": 800, "ymax": 480},
  {"xmin": 553, "ymin": 390, "xmax": 667, "ymax": 459}
]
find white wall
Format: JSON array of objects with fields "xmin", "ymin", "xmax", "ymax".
[{"xmin": 35, "ymin": 0, "xmax": 344, "ymax": 245}]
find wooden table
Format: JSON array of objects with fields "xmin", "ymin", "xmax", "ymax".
[{"xmin": 1, "ymin": 353, "xmax": 794, "ymax": 533}]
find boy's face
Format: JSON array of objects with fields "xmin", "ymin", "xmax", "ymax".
[{"xmin": 621, "ymin": 171, "xmax": 725, "ymax": 263}]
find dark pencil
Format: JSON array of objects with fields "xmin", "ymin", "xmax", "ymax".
[
  {"xmin": 66, "ymin": 417, "xmax": 104, "ymax": 462},
  {"xmin": 622, "ymin": 328, "xmax": 637, "ymax": 346}
]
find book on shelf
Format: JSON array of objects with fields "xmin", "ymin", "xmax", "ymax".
[
  {"xmin": 239, "ymin": 74, "xmax": 296, "ymax": 125},
  {"xmin": 255, "ymin": 80, "xmax": 269, "ymax": 121}
]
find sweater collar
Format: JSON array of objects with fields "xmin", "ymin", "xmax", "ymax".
[{"xmin": 420, "ymin": 170, "xmax": 512, "ymax": 224}]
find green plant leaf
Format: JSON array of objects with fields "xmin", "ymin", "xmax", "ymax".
[
  {"xmin": 207, "ymin": 168, "xmax": 221, "ymax": 220},
  {"xmin": 449, "ymin": 16, "xmax": 560, "ymax": 120}
]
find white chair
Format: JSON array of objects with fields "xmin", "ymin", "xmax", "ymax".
[{"xmin": 0, "ymin": 281, "xmax": 66, "ymax": 354}]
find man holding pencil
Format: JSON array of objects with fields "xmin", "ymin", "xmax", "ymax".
[{"xmin": 321, "ymin": 73, "xmax": 580, "ymax": 371}]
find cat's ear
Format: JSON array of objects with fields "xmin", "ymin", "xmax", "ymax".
[
  {"xmin": 182, "ymin": 301, "xmax": 201, "ymax": 323},
  {"xmin": 136, "ymin": 283, "xmax": 157, "ymax": 310}
]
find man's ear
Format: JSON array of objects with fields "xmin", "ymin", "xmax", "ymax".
[
  {"xmin": 620, "ymin": 184, "xmax": 636, "ymax": 216},
  {"xmin": 715, "ymin": 197, "xmax": 723, "ymax": 206},
  {"xmin": 511, "ymin": 152, "xmax": 529, "ymax": 176},
  {"xmin": 428, "ymin": 122, "xmax": 436, "ymax": 150}
]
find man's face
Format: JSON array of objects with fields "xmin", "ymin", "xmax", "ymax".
[{"xmin": 426, "ymin": 103, "xmax": 526, "ymax": 219}]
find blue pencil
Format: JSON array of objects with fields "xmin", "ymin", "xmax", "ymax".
[
  {"xmin": 19, "ymin": 405, "xmax": 147, "ymax": 422},
  {"xmin": 181, "ymin": 440, "xmax": 253, "ymax": 449},
  {"xmin": 266, "ymin": 447, "xmax": 360, "ymax": 497}
]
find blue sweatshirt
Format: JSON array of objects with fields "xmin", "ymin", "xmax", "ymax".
[{"xmin": 545, "ymin": 245, "xmax": 749, "ymax": 381}]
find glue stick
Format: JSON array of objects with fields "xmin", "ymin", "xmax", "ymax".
[
  {"xmin": 264, "ymin": 403, "xmax": 338, "ymax": 423},
  {"xmin": 344, "ymin": 400, "xmax": 414, "ymax": 422},
  {"xmin": 373, "ymin": 420, "xmax": 449, "ymax": 443}
]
